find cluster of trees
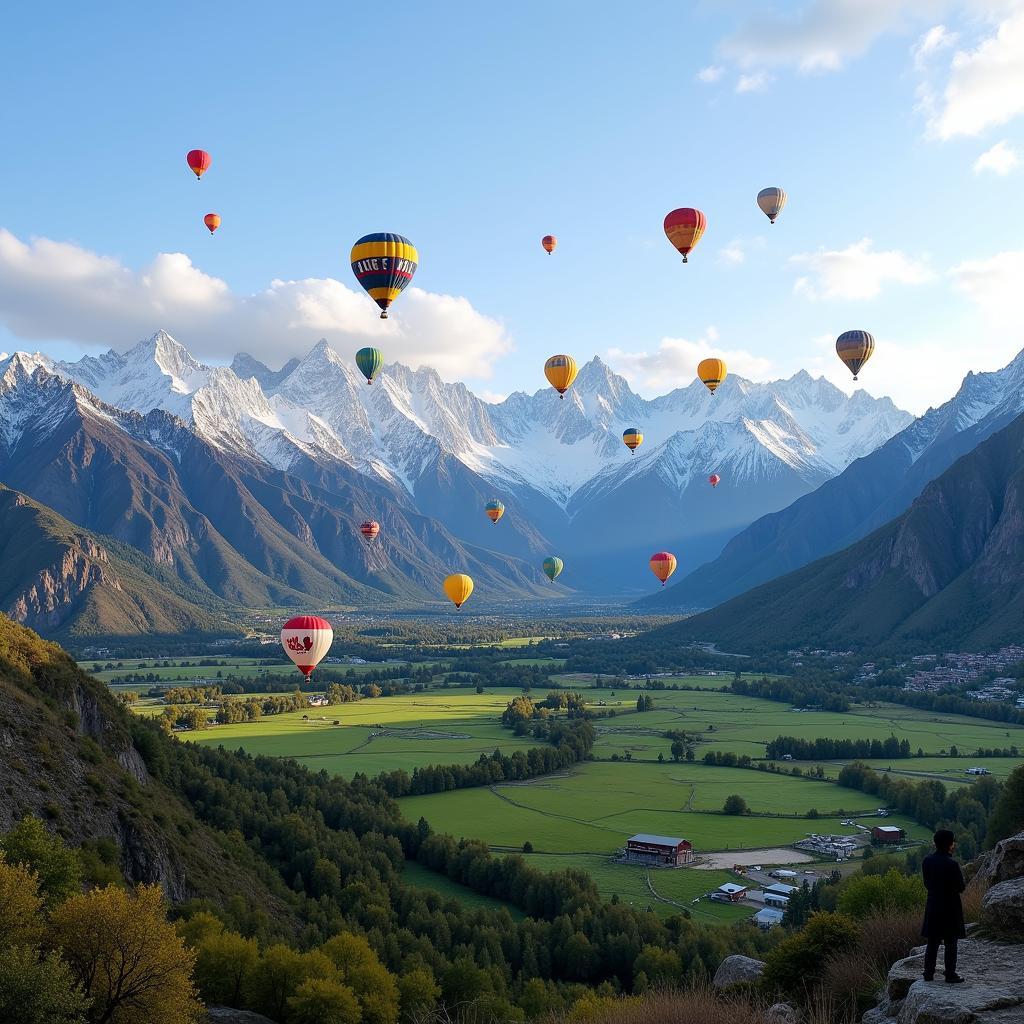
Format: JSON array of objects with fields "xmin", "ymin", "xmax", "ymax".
[
  {"xmin": 730, "ymin": 674, "xmax": 851, "ymax": 712},
  {"xmin": 765, "ymin": 735, "xmax": 912, "ymax": 760},
  {"xmin": 634, "ymin": 695, "xmax": 655, "ymax": 711},
  {"xmin": 500, "ymin": 692, "xmax": 587, "ymax": 732}
]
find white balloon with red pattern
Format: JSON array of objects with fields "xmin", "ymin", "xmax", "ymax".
[{"xmin": 280, "ymin": 615, "xmax": 334, "ymax": 678}]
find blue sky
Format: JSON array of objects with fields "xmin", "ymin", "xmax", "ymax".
[{"xmin": 2, "ymin": 1, "xmax": 1023, "ymax": 413}]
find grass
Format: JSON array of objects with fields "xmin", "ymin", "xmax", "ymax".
[{"xmin": 400, "ymin": 861, "xmax": 524, "ymax": 916}]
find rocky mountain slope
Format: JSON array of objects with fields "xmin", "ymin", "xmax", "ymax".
[
  {"xmin": 659, "ymin": 409, "xmax": 1024, "ymax": 651},
  {"xmin": 649, "ymin": 349, "xmax": 1024, "ymax": 611}
]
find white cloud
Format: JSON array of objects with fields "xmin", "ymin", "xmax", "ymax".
[
  {"xmin": 790, "ymin": 238, "xmax": 933, "ymax": 300},
  {"xmin": 696, "ymin": 64, "xmax": 724, "ymax": 83},
  {"xmin": 721, "ymin": 0, "xmax": 942, "ymax": 73},
  {"xmin": 606, "ymin": 329, "xmax": 775, "ymax": 396},
  {"xmin": 950, "ymin": 248, "xmax": 1024, "ymax": 328},
  {"xmin": 475, "ymin": 389, "xmax": 508, "ymax": 405},
  {"xmin": 972, "ymin": 139, "xmax": 1020, "ymax": 173},
  {"xmin": 718, "ymin": 241, "xmax": 747, "ymax": 266},
  {"xmin": 912, "ymin": 23, "xmax": 958, "ymax": 68},
  {"xmin": 736, "ymin": 72, "xmax": 772, "ymax": 92},
  {"xmin": 924, "ymin": 7, "xmax": 1024, "ymax": 138},
  {"xmin": 0, "ymin": 229, "xmax": 511, "ymax": 379}
]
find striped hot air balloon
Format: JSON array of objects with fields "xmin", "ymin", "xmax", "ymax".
[
  {"xmin": 664, "ymin": 208, "xmax": 707, "ymax": 262},
  {"xmin": 649, "ymin": 551, "xmax": 677, "ymax": 586},
  {"xmin": 280, "ymin": 615, "xmax": 334, "ymax": 679},
  {"xmin": 542, "ymin": 234, "xmax": 557, "ymax": 255},
  {"xmin": 835, "ymin": 330, "xmax": 875, "ymax": 381},
  {"xmin": 697, "ymin": 357, "xmax": 727, "ymax": 395},
  {"xmin": 186, "ymin": 149, "xmax": 211, "ymax": 180},
  {"xmin": 359, "ymin": 520, "xmax": 380, "ymax": 541},
  {"xmin": 203, "ymin": 213, "xmax": 221, "ymax": 235},
  {"xmin": 756, "ymin": 187, "xmax": 787, "ymax": 224},
  {"xmin": 355, "ymin": 347, "xmax": 384, "ymax": 385},
  {"xmin": 443, "ymin": 573, "xmax": 474, "ymax": 609},
  {"xmin": 544, "ymin": 354, "xmax": 578, "ymax": 399},
  {"xmin": 350, "ymin": 233, "xmax": 418, "ymax": 319},
  {"xmin": 484, "ymin": 500, "xmax": 505, "ymax": 525},
  {"xmin": 542, "ymin": 556, "xmax": 564, "ymax": 582},
  {"xmin": 622, "ymin": 428, "xmax": 644, "ymax": 453}
]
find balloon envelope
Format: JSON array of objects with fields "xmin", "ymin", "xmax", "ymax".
[
  {"xmin": 484, "ymin": 500, "xmax": 505, "ymax": 524},
  {"xmin": 697, "ymin": 358, "xmax": 727, "ymax": 394},
  {"xmin": 649, "ymin": 551, "xmax": 677, "ymax": 586},
  {"xmin": 622, "ymin": 428, "xmax": 643, "ymax": 452},
  {"xmin": 280, "ymin": 615, "xmax": 334, "ymax": 678},
  {"xmin": 542, "ymin": 234, "xmax": 557, "ymax": 254},
  {"xmin": 350, "ymin": 233, "xmax": 418, "ymax": 319},
  {"xmin": 359, "ymin": 520, "xmax": 380, "ymax": 541},
  {"xmin": 186, "ymin": 149, "xmax": 211, "ymax": 179},
  {"xmin": 355, "ymin": 347, "xmax": 384, "ymax": 384},
  {"xmin": 543, "ymin": 556, "xmax": 564, "ymax": 582},
  {"xmin": 709, "ymin": 474, "xmax": 721, "ymax": 488},
  {"xmin": 663, "ymin": 208, "xmax": 707, "ymax": 262},
  {"xmin": 756, "ymin": 187, "xmax": 787, "ymax": 224},
  {"xmin": 203, "ymin": 213, "xmax": 221, "ymax": 234},
  {"xmin": 544, "ymin": 354, "xmax": 578, "ymax": 398},
  {"xmin": 835, "ymin": 330, "xmax": 875, "ymax": 380},
  {"xmin": 443, "ymin": 573, "xmax": 474, "ymax": 609}
]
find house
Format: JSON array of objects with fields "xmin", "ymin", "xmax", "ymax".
[
  {"xmin": 965, "ymin": 767, "xmax": 991, "ymax": 776},
  {"xmin": 764, "ymin": 892, "xmax": 790, "ymax": 908},
  {"xmin": 308, "ymin": 695, "xmax": 329, "ymax": 707},
  {"xmin": 752, "ymin": 908, "xmax": 785, "ymax": 929},
  {"xmin": 770, "ymin": 869, "xmax": 799, "ymax": 880},
  {"xmin": 871, "ymin": 825, "xmax": 906, "ymax": 844},
  {"xmin": 712, "ymin": 883, "xmax": 748, "ymax": 903},
  {"xmin": 623, "ymin": 834, "xmax": 694, "ymax": 866},
  {"xmin": 765, "ymin": 882, "xmax": 798, "ymax": 897}
]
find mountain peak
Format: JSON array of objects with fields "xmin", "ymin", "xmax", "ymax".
[{"xmin": 131, "ymin": 330, "xmax": 203, "ymax": 382}]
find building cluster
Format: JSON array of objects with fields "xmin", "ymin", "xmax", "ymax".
[
  {"xmin": 793, "ymin": 833, "xmax": 859, "ymax": 859},
  {"xmin": 902, "ymin": 646, "xmax": 1024, "ymax": 698}
]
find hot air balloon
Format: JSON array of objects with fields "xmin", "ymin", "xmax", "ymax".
[
  {"xmin": 649, "ymin": 551, "xmax": 677, "ymax": 586},
  {"xmin": 697, "ymin": 357, "xmax": 727, "ymax": 395},
  {"xmin": 756, "ymin": 187, "xmax": 787, "ymax": 224},
  {"xmin": 355, "ymin": 347, "xmax": 384, "ymax": 385},
  {"xmin": 835, "ymin": 330, "xmax": 875, "ymax": 381},
  {"xmin": 484, "ymin": 500, "xmax": 505, "ymax": 525},
  {"xmin": 186, "ymin": 149, "xmax": 211, "ymax": 180},
  {"xmin": 359, "ymin": 520, "xmax": 380, "ymax": 541},
  {"xmin": 443, "ymin": 573, "xmax": 474, "ymax": 609},
  {"xmin": 350, "ymin": 233, "xmax": 418, "ymax": 319},
  {"xmin": 709, "ymin": 474, "xmax": 721, "ymax": 488},
  {"xmin": 542, "ymin": 234, "xmax": 557, "ymax": 255},
  {"xmin": 203, "ymin": 213, "xmax": 221, "ymax": 235},
  {"xmin": 622, "ymin": 428, "xmax": 643, "ymax": 453},
  {"xmin": 280, "ymin": 615, "xmax": 334, "ymax": 679},
  {"xmin": 542, "ymin": 556, "xmax": 564, "ymax": 582},
  {"xmin": 544, "ymin": 354, "xmax": 578, "ymax": 399},
  {"xmin": 664, "ymin": 208, "xmax": 707, "ymax": 262}
]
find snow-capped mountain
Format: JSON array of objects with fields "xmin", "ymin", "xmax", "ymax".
[
  {"xmin": 651, "ymin": 346, "xmax": 1024, "ymax": 610},
  {"xmin": 3, "ymin": 331, "xmax": 913, "ymax": 594}
]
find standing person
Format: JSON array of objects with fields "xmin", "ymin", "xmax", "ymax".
[{"xmin": 921, "ymin": 829, "xmax": 966, "ymax": 983}]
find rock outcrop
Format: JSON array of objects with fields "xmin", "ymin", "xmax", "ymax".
[
  {"xmin": 974, "ymin": 830, "xmax": 1024, "ymax": 887},
  {"xmin": 712, "ymin": 954, "xmax": 765, "ymax": 989},
  {"xmin": 982, "ymin": 877, "xmax": 1024, "ymax": 938}
]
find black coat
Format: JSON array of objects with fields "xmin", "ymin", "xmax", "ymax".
[{"xmin": 921, "ymin": 851, "xmax": 966, "ymax": 938}]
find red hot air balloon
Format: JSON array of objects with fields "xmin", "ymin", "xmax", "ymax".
[
  {"xmin": 709, "ymin": 474, "xmax": 721, "ymax": 488},
  {"xmin": 649, "ymin": 551, "xmax": 677, "ymax": 587},
  {"xmin": 542, "ymin": 235, "xmax": 557, "ymax": 255},
  {"xmin": 204, "ymin": 213, "xmax": 221, "ymax": 234},
  {"xmin": 359, "ymin": 520, "xmax": 380, "ymax": 541},
  {"xmin": 663, "ymin": 208, "xmax": 707, "ymax": 262},
  {"xmin": 280, "ymin": 615, "xmax": 334, "ymax": 679},
  {"xmin": 186, "ymin": 150, "xmax": 212, "ymax": 180}
]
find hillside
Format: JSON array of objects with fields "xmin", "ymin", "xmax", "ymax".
[
  {"xmin": 0, "ymin": 485, "xmax": 238, "ymax": 637},
  {"xmin": 659, "ymin": 409, "xmax": 1024, "ymax": 651}
]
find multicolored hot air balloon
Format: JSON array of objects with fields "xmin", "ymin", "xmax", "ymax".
[
  {"xmin": 623, "ymin": 428, "xmax": 643, "ymax": 453},
  {"xmin": 443, "ymin": 573, "xmax": 474, "ymax": 609},
  {"xmin": 756, "ymin": 187, "xmax": 787, "ymax": 224},
  {"xmin": 359, "ymin": 520, "xmax": 380, "ymax": 541},
  {"xmin": 203, "ymin": 213, "xmax": 221, "ymax": 235},
  {"xmin": 186, "ymin": 149, "xmax": 211, "ymax": 180},
  {"xmin": 542, "ymin": 234, "xmax": 557, "ymax": 255},
  {"xmin": 649, "ymin": 551, "xmax": 677, "ymax": 587},
  {"xmin": 350, "ymin": 233, "xmax": 418, "ymax": 319},
  {"xmin": 835, "ymin": 330, "xmax": 875, "ymax": 381},
  {"xmin": 484, "ymin": 500, "xmax": 505, "ymax": 525},
  {"xmin": 544, "ymin": 354, "xmax": 578, "ymax": 399},
  {"xmin": 709, "ymin": 473, "xmax": 721, "ymax": 488},
  {"xmin": 697, "ymin": 357, "xmax": 727, "ymax": 395},
  {"xmin": 280, "ymin": 615, "xmax": 334, "ymax": 678},
  {"xmin": 542, "ymin": 556, "xmax": 564, "ymax": 582},
  {"xmin": 355, "ymin": 347, "xmax": 384, "ymax": 385},
  {"xmin": 664, "ymin": 208, "xmax": 707, "ymax": 262}
]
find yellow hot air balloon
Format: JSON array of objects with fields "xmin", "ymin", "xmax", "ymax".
[
  {"xmin": 443, "ymin": 573, "xmax": 474, "ymax": 609},
  {"xmin": 697, "ymin": 357, "xmax": 727, "ymax": 395},
  {"xmin": 622, "ymin": 428, "xmax": 643, "ymax": 453},
  {"xmin": 544, "ymin": 354, "xmax": 578, "ymax": 399}
]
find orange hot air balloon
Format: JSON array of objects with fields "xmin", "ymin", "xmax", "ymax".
[
  {"xmin": 664, "ymin": 208, "xmax": 707, "ymax": 262},
  {"xmin": 186, "ymin": 149, "xmax": 211, "ymax": 180},
  {"xmin": 697, "ymin": 357, "xmax": 727, "ymax": 395},
  {"xmin": 484, "ymin": 500, "xmax": 505, "ymax": 524},
  {"xmin": 204, "ymin": 213, "xmax": 221, "ymax": 235},
  {"xmin": 542, "ymin": 234, "xmax": 557, "ymax": 255},
  {"xmin": 443, "ymin": 573, "xmax": 474, "ymax": 609},
  {"xmin": 649, "ymin": 551, "xmax": 677, "ymax": 587},
  {"xmin": 709, "ymin": 474, "xmax": 721, "ymax": 488},
  {"xmin": 544, "ymin": 354, "xmax": 578, "ymax": 399},
  {"xmin": 359, "ymin": 520, "xmax": 380, "ymax": 541}
]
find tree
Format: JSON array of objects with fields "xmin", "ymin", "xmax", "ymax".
[
  {"xmin": 986, "ymin": 764, "xmax": 1024, "ymax": 847},
  {"xmin": 670, "ymin": 740, "xmax": 685, "ymax": 762},
  {"xmin": 288, "ymin": 977, "xmax": 362, "ymax": 1024},
  {"xmin": 762, "ymin": 911, "xmax": 860, "ymax": 996},
  {"xmin": 321, "ymin": 932, "xmax": 400, "ymax": 1024},
  {"xmin": 522, "ymin": 841, "xmax": 534, "ymax": 853},
  {"xmin": 193, "ymin": 929, "xmax": 260, "ymax": 1007},
  {"xmin": 48, "ymin": 883, "xmax": 202, "ymax": 1024},
  {"xmin": 397, "ymin": 968, "xmax": 440, "ymax": 1021},
  {"xmin": 0, "ymin": 946, "xmax": 89, "ymax": 1024},
  {"xmin": 837, "ymin": 868, "xmax": 926, "ymax": 919},
  {"xmin": 0, "ymin": 816, "xmax": 81, "ymax": 907},
  {"xmin": 723, "ymin": 794, "xmax": 749, "ymax": 815},
  {"xmin": 0, "ymin": 854, "xmax": 45, "ymax": 949}
]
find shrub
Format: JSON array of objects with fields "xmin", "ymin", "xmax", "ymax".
[
  {"xmin": 762, "ymin": 911, "xmax": 860, "ymax": 998},
  {"xmin": 836, "ymin": 869, "xmax": 925, "ymax": 920},
  {"xmin": 723, "ymin": 795, "xmax": 748, "ymax": 815}
]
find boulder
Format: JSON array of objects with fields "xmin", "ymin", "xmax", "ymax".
[
  {"xmin": 712, "ymin": 954, "xmax": 765, "ymax": 989},
  {"xmin": 763, "ymin": 1002, "xmax": 799, "ymax": 1024},
  {"xmin": 981, "ymin": 877, "xmax": 1024, "ymax": 937},
  {"xmin": 207, "ymin": 1010, "xmax": 279, "ymax": 1024},
  {"xmin": 972, "ymin": 830, "xmax": 1024, "ymax": 887}
]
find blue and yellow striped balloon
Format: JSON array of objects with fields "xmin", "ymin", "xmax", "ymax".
[{"xmin": 350, "ymin": 232, "xmax": 419, "ymax": 319}]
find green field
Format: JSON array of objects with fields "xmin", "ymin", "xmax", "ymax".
[{"xmin": 400, "ymin": 861, "xmax": 525, "ymax": 916}]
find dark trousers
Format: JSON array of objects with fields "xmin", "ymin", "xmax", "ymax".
[{"xmin": 924, "ymin": 935, "xmax": 958, "ymax": 979}]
